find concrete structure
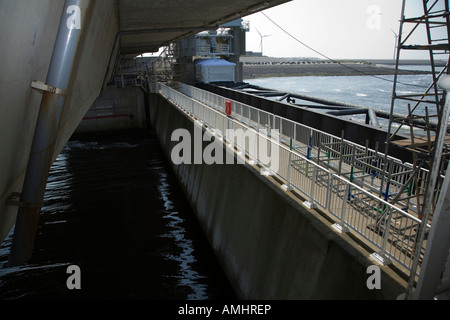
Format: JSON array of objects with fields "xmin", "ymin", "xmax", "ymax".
[
  {"xmin": 148, "ymin": 92, "xmax": 407, "ymax": 299},
  {"xmin": 1, "ymin": 0, "xmax": 448, "ymax": 300},
  {"xmin": 76, "ymin": 86, "xmax": 149, "ymax": 134},
  {"xmin": 174, "ymin": 20, "xmax": 248, "ymax": 83},
  {"xmin": 0, "ymin": 1, "xmax": 118, "ymax": 263},
  {"xmin": 0, "ymin": 0, "xmax": 291, "ymax": 265}
]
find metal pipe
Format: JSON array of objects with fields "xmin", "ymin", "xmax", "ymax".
[
  {"xmin": 8, "ymin": 0, "xmax": 92, "ymax": 266},
  {"xmin": 368, "ymin": 108, "xmax": 380, "ymax": 127},
  {"xmin": 294, "ymin": 104, "xmax": 352, "ymax": 111},
  {"xmin": 326, "ymin": 108, "xmax": 368, "ymax": 116},
  {"xmin": 277, "ymin": 93, "xmax": 290, "ymax": 102},
  {"xmin": 245, "ymin": 84, "xmax": 437, "ymax": 128}
]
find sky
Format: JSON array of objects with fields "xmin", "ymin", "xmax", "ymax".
[{"xmin": 243, "ymin": 0, "xmax": 443, "ymax": 60}]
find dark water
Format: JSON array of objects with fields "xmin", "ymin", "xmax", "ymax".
[{"xmin": 0, "ymin": 131, "xmax": 236, "ymax": 300}]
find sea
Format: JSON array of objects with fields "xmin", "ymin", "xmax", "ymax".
[
  {"xmin": 0, "ymin": 64, "xmax": 440, "ymax": 301},
  {"xmin": 246, "ymin": 64, "xmax": 443, "ymax": 132}
]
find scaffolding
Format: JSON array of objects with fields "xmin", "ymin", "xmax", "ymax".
[{"xmin": 385, "ymin": 0, "xmax": 450, "ymax": 298}]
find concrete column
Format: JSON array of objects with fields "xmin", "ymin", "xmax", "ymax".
[{"xmin": 8, "ymin": 0, "xmax": 92, "ymax": 266}]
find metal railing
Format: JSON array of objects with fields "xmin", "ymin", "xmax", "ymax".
[
  {"xmin": 177, "ymin": 83, "xmax": 444, "ymax": 216},
  {"xmin": 159, "ymin": 82, "xmax": 430, "ymax": 276}
]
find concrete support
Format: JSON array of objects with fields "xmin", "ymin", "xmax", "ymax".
[{"xmin": 8, "ymin": 0, "xmax": 92, "ymax": 266}]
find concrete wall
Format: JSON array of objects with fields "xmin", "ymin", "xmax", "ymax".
[
  {"xmin": 0, "ymin": 0, "xmax": 63, "ymax": 246},
  {"xmin": 0, "ymin": 0, "xmax": 118, "ymax": 244},
  {"xmin": 76, "ymin": 86, "xmax": 149, "ymax": 134},
  {"xmin": 149, "ymin": 93, "xmax": 408, "ymax": 300}
]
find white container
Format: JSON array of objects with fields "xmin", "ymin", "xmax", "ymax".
[{"xmin": 195, "ymin": 58, "xmax": 236, "ymax": 83}]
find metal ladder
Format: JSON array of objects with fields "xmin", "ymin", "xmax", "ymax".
[{"xmin": 386, "ymin": 0, "xmax": 450, "ymax": 299}]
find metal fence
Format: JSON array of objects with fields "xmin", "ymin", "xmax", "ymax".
[{"xmin": 160, "ymin": 82, "xmax": 429, "ymax": 276}]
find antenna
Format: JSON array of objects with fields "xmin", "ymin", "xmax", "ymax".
[{"xmin": 256, "ymin": 28, "xmax": 272, "ymax": 56}]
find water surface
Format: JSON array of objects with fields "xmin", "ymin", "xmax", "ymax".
[{"xmin": 0, "ymin": 132, "xmax": 236, "ymax": 300}]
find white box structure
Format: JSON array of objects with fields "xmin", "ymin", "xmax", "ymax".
[{"xmin": 195, "ymin": 58, "xmax": 236, "ymax": 83}]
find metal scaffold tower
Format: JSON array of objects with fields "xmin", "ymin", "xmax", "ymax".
[{"xmin": 385, "ymin": 0, "xmax": 450, "ymax": 299}]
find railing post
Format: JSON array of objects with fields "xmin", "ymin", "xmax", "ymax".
[
  {"xmin": 338, "ymin": 130, "xmax": 345, "ymax": 176},
  {"xmin": 326, "ymin": 171, "xmax": 332, "ymax": 210},
  {"xmin": 257, "ymin": 110, "xmax": 261, "ymax": 131},
  {"xmin": 241, "ymin": 103, "xmax": 244, "ymax": 123},
  {"xmin": 307, "ymin": 129, "xmax": 313, "ymax": 160},
  {"xmin": 332, "ymin": 176, "xmax": 350, "ymax": 233},
  {"xmin": 304, "ymin": 162, "xmax": 318, "ymax": 209},
  {"xmin": 249, "ymin": 128, "xmax": 258, "ymax": 165},
  {"xmin": 370, "ymin": 206, "xmax": 393, "ymax": 266},
  {"xmin": 316, "ymin": 132, "xmax": 321, "ymax": 165},
  {"xmin": 261, "ymin": 116, "xmax": 274, "ymax": 176},
  {"xmin": 279, "ymin": 117, "xmax": 283, "ymax": 140},
  {"xmin": 282, "ymin": 139, "xmax": 294, "ymax": 191}
]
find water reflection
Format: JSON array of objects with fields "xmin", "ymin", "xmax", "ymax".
[
  {"xmin": 157, "ymin": 171, "xmax": 208, "ymax": 300},
  {"xmin": 0, "ymin": 134, "xmax": 235, "ymax": 300}
]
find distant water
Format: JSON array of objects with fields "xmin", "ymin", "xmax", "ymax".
[
  {"xmin": 0, "ymin": 132, "xmax": 236, "ymax": 300},
  {"xmin": 246, "ymin": 65, "xmax": 442, "ymax": 130}
]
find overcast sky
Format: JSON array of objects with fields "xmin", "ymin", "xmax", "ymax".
[{"xmin": 243, "ymin": 0, "xmax": 441, "ymax": 60}]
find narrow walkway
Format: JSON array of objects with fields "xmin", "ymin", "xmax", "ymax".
[{"xmin": 160, "ymin": 82, "xmax": 429, "ymax": 279}]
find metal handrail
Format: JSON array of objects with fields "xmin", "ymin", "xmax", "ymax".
[
  {"xmin": 177, "ymin": 83, "xmax": 444, "ymax": 214},
  {"xmin": 159, "ymin": 82, "xmax": 430, "ymax": 276}
]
